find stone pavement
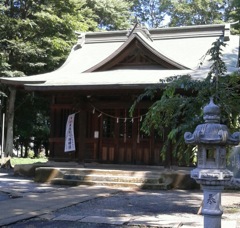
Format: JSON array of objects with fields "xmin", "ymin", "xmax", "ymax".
[{"xmin": 0, "ymin": 168, "xmax": 240, "ymax": 228}]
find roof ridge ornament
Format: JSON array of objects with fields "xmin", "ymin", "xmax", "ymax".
[
  {"xmin": 127, "ymin": 21, "xmax": 153, "ymax": 41},
  {"xmin": 74, "ymin": 31, "xmax": 86, "ymax": 49}
]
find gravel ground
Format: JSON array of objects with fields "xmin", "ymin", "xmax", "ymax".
[
  {"xmin": 5, "ymin": 189, "xmax": 240, "ymax": 228},
  {"xmin": 1, "ymin": 168, "xmax": 240, "ymax": 228},
  {"xmin": 51, "ymin": 190, "xmax": 201, "ymax": 217}
]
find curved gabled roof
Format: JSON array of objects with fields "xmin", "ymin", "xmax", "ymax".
[
  {"xmin": 84, "ymin": 31, "xmax": 189, "ymax": 72},
  {"xmin": 0, "ymin": 23, "xmax": 239, "ymax": 91}
]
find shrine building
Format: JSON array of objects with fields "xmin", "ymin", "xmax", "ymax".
[{"xmin": 1, "ymin": 23, "xmax": 239, "ymax": 166}]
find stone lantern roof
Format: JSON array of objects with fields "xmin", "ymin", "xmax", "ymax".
[
  {"xmin": 203, "ymin": 97, "xmax": 220, "ymax": 123},
  {"xmin": 184, "ymin": 98, "xmax": 240, "ymax": 145}
]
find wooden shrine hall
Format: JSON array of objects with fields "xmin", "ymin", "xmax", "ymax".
[{"xmin": 1, "ymin": 23, "xmax": 239, "ymax": 166}]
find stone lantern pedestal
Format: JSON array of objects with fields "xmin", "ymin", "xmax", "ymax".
[
  {"xmin": 184, "ymin": 98, "xmax": 240, "ymax": 228},
  {"xmin": 202, "ymin": 185, "xmax": 223, "ymax": 228}
]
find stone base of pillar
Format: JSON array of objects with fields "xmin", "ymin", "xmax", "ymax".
[
  {"xmin": 201, "ymin": 185, "xmax": 224, "ymax": 228},
  {"xmin": 204, "ymin": 214, "xmax": 222, "ymax": 228}
]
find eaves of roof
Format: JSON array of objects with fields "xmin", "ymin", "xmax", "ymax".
[
  {"xmin": 22, "ymin": 68, "xmax": 196, "ymax": 91},
  {"xmin": 0, "ymin": 24, "xmax": 238, "ymax": 92}
]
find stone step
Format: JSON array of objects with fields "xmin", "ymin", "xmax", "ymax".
[
  {"xmin": 51, "ymin": 178, "xmax": 171, "ymax": 190},
  {"xmin": 63, "ymin": 174, "xmax": 164, "ymax": 184},
  {"xmin": 59, "ymin": 168, "xmax": 162, "ymax": 177},
  {"xmin": 34, "ymin": 166, "xmax": 198, "ymax": 190}
]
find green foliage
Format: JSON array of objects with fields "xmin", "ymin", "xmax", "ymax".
[
  {"xmin": 131, "ymin": 0, "xmax": 171, "ymax": 28},
  {"xmin": 37, "ymin": 150, "xmax": 47, "ymax": 159},
  {"xmin": 207, "ymin": 38, "xmax": 227, "ymax": 77},
  {"xmin": 27, "ymin": 150, "xmax": 35, "ymax": 158},
  {"xmin": 130, "ymin": 0, "xmax": 240, "ymax": 29},
  {"xmin": 0, "ymin": 0, "xmax": 99, "ymax": 79},
  {"xmin": 0, "ymin": 0, "xmax": 134, "ymax": 157},
  {"xmin": 10, "ymin": 157, "xmax": 48, "ymax": 166},
  {"xmin": 14, "ymin": 92, "xmax": 50, "ymax": 154},
  {"xmin": 85, "ymin": 0, "xmax": 133, "ymax": 30},
  {"xmin": 0, "ymin": 0, "xmax": 100, "ymax": 156},
  {"xmin": 168, "ymin": 0, "xmax": 226, "ymax": 26},
  {"xmin": 228, "ymin": 0, "xmax": 240, "ymax": 34},
  {"xmin": 131, "ymin": 38, "xmax": 240, "ymax": 165}
]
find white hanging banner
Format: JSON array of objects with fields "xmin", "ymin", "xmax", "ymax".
[{"xmin": 64, "ymin": 114, "xmax": 76, "ymax": 152}]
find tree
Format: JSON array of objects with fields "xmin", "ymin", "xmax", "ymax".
[
  {"xmin": 85, "ymin": 0, "xmax": 133, "ymax": 30},
  {"xmin": 130, "ymin": 0, "xmax": 240, "ymax": 29},
  {"xmin": 14, "ymin": 92, "xmax": 50, "ymax": 157},
  {"xmin": 168, "ymin": 0, "xmax": 225, "ymax": 26},
  {"xmin": 227, "ymin": 0, "xmax": 240, "ymax": 34},
  {"xmin": 130, "ymin": 39, "xmax": 240, "ymax": 166},
  {"xmin": 130, "ymin": 0, "xmax": 171, "ymax": 28},
  {"xmin": 0, "ymin": 0, "xmax": 98, "ymax": 156},
  {"xmin": 0, "ymin": 0, "xmax": 134, "ymax": 157}
]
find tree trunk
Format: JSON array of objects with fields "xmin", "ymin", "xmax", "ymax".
[
  {"xmin": 164, "ymin": 140, "xmax": 172, "ymax": 169},
  {"xmin": 24, "ymin": 142, "xmax": 29, "ymax": 158},
  {"xmin": 5, "ymin": 87, "xmax": 16, "ymax": 157},
  {"xmin": 20, "ymin": 144, "xmax": 23, "ymax": 157}
]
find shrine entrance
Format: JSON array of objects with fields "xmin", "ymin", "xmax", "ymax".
[
  {"xmin": 48, "ymin": 95, "xmax": 165, "ymax": 166},
  {"xmin": 84, "ymin": 107, "xmax": 164, "ymax": 165}
]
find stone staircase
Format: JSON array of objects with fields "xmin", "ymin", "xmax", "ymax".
[
  {"xmin": 55, "ymin": 169, "xmax": 172, "ymax": 190},
  {"xmin": 34, "ymin": 166, "xmax": 174, "ymax": 190}
]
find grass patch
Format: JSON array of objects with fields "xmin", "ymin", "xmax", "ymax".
[{"xmin": 10, "ymin": 157, "xmax": 48, "ymax": 167}]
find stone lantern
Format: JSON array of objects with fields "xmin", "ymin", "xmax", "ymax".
[{"xmin": 184, "ymin": 98, "xmax": 240, "ymax": 228}]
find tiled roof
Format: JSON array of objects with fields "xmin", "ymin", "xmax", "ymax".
[{"xmin": 1, "ymin": 23, "xmax": 239, "ymax": 91}]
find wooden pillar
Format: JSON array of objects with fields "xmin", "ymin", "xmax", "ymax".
[
  {"xmin": 114, "ymin": 108, "xmax": 119, "ymax": 163},
  {"xmin": 78, "ymin": 109, "xmax": 87, "ymax": 163},
  {"xmin": 132, "ymin": 112, "xmax": 138, "ymax": 165},
  {"xmin": 149, "ymin": 130, "xmax": 154, "ymax": 165},
  {"xmin": 49, "ymin": 96, "xmax": 56, "ymax": 158}
]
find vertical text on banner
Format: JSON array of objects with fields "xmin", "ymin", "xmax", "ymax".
[{"xmin": 64, "ymin": 113, "xmax": 76, "ymax": 152}]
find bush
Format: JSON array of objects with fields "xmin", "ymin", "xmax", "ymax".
[
  {"xmin": 28, "ymin": 150, "xmax": 35, "ymax": 158},
  {"xmin": 37, "ymin": 150, "xmax": 46, "ymax": 159},
  {"xmin": 10, "ymin": 157, "xmax": 48, "ymax": 167}
]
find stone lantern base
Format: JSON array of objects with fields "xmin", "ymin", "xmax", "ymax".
[
  {"xmin": 201, "ymin": 185, "xmax": 224, "ymax": 228},
  {"xmin": 191, "ymin": 168, "xmax": 233, "ymax": 228}
]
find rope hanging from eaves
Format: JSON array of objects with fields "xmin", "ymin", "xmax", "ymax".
[{"xmin": 89, "ymin": 103, "xmax": 147, "ymax": 123}]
